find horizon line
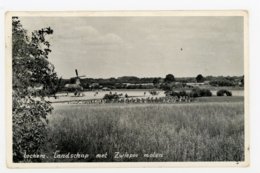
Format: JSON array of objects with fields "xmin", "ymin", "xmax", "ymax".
[{"xmin": 61, "ymin": 74, "xmax": 244, "ymax": 79}]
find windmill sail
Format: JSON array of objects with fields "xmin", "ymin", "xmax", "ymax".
[{"xmin": 75, "ymin": 69, "xmax": 78, "ymax": 77}]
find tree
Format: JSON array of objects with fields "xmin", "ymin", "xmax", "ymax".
[
  {"xmin": 70, "ymin": 77, "xmax": 76, "ymax": 84},
  {"xmin": 196, "ymin": 74, "xmax": 205, "ymax": 83},
  {"xmin": 164, "ymin": 74, "xmax": 175, "ymax": 83},
  {"xmin": 12, "ymin": 17, "xmax": 57, "ymax": 162},
  {"xmin": 241, "ymin": 75, "xmax": 244, "ymax": 87},
  {"xmin": 153, "ymin": 78, "xmax": 160, "ymax": 87},
  {"xmin": 209, "ymin": 79, "xmax": 235, "ymax": 87}
]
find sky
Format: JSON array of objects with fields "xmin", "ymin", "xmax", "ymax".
[{"xmin": 20, "ymin": 16, "xmax": 244, "ymax": 79}]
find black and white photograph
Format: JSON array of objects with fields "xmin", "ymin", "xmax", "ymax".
[{"xmin": 6, "ymin": 11, "xmax": 249, "ymax": 167}]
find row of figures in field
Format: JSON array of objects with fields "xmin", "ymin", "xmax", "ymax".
[
  {"xmin": 68, "ymin": 91, "xmax": 152, "ymax": 98},
  {"xmin": 70, "ymin": 96, "xmax": 193, "ymax": 104},
  {"xmin": 93, "ymin": 91, "xmax": 152, "ymax": 98},
  {"xmin": 94, "ymin": 91, "xmax": 129, "ymax": 97},
  {"xmin": 104, "ymin": 96, "xmax": 193, "ymax": 104}
]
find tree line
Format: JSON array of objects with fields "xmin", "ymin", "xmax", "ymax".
[{"xmin": 59, "ymin": 74, "xmax": 244, "ymax": 91}]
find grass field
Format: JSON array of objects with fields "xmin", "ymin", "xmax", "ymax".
[
  {"xmin": 43, "ymin": 101, "xmax": 244, "ymax": 162},
  {"xmin": 194, "ymin": 96, "xmax": 244, "ymax": 103}
]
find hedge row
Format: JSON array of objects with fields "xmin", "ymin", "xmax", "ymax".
[{"xmin": 166, "ymin": 88, "xmax": 212, "ymax": 98}]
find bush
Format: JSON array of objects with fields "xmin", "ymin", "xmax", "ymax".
[
  {"xmin": 13, "ymin": 94, "xmax": 52, "ymax": 162},
  {"xmin": 164, "ymin": 90, "xmax": 188, "ymax": 98},
  {"xmin": 217, "ymin": 89, "xmax": 232, "ymax": 96},
  {"xmin": 200, "ymin": 89, "xmax": 213, "ymax": 97},
  {"xmin": 190, "ymin": 88, "xmax": 212, "ymax": 97},
  {"xmin": 209, "ymin": 79, "xmax": 235, "ymax": 87},
  {"xmin": 103, "ymin": 93, "xmax": 119, "ymax": 100},
  {"xmin": 160, "ymin": 83, "xmax": 172, "ymax": 91}
]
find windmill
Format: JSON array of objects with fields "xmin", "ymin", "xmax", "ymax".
[
  {"xmin": 64, "ymin": 69, "xmax": 86, "ymax": 96},
  {"xmin": 75, "ymin": 69, "xmax": 86, "ymax": 85}
]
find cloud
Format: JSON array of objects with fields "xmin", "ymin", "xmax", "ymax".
[
  {"xmin": 55, "ymin": 25, "xmax": 124, "ymax": 46},
  {"xmin": 99, "ymin": 33, "xmax": 123, "ymax": 44},
  {"xmin": 20, "ymin": 16, "xmax": 243, "ymax": 78}
]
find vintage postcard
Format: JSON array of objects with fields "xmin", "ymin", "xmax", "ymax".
[{"xmin": 5, "ymin": 11, "xmax": 249, "ymax": 168}]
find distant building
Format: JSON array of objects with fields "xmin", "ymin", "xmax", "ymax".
[
  {"xmin": 122, "ymin": 83, "xmax": 132, "ymax": 86},
  {"xmin": 204, "ymin": 81, "xmax": 210, "ymax": 85},
  {"xmin": 122, "ymin": 83, "xmax": 154, "ymax": 87},
  {"xmin": 89, "ymin": 83, "xmax": 99, "ymax": 88},
  {"xmin": 140, "ymin": 83, "xmax": 154, "ymax": 86},
  {"xmin": 102, "ymin": 87, "xmax": 111, "ymax": 91}
]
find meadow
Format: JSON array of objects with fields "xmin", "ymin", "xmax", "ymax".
[
  {"xmin": 47, "ymin": 89, "xmax": 244, "ymax": 103},
  {"xmin": 42, "ymin": 100, "xmax": 245, "ymax": 162}
]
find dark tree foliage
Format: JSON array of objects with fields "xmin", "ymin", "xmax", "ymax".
[
  {"xmin": 160, "ymin": 83, "xmax": 172, "ymax": 91},
  {"xmin": 196, "ymin": 74, "xmax": 205, "ymax": 83},
  {"xmin": 152, "ymin": 78, "xmax": 160, "ymax": 85},
  {"xmin": 241, "ymin": 75, "xmax": 244, "ymax": 87},
  {"xmin": 164, "ymin": 74, "xmax": 175, "ymax": 83},
  {"xmin": 209, "ymin": 79, "xmax": 235, "ymax": 87},
  {"xmin": 58, "ymin": 75, "xmax": 243, "ymax": 91},
  {"xmin": 164, "ymin": 90, "xmax": 188, "ymax": 98},
  {"xmin": 12, "ymin": 17, "xmax": 57, "ymax": 162},
  {"xmin": 190, "ymin": 88, "xmax": 212, "ymax": 97},
  {"xmin": 103, "ymin": 93, "xmax": 119, "ymax": 100},
  {"xmin": 217, "ymin": 89, "xmax": 232, "ymax": 96}
]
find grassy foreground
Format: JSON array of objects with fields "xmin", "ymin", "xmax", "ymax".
[{"xmin": 43, "ymin": 102, "xmax": 244, "ymax": 162}]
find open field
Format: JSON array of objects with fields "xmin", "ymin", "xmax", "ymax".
[
  {"xmin": 47, "ymin": 89, "xmax": 244, "ymax": 103},
  {"xmin": 195, "ymin": 96, "xmax": 244, "ymax": 103},
  {"xmin": 42, "ymin": 100, "xmax": 245, "ymax": 162}
]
